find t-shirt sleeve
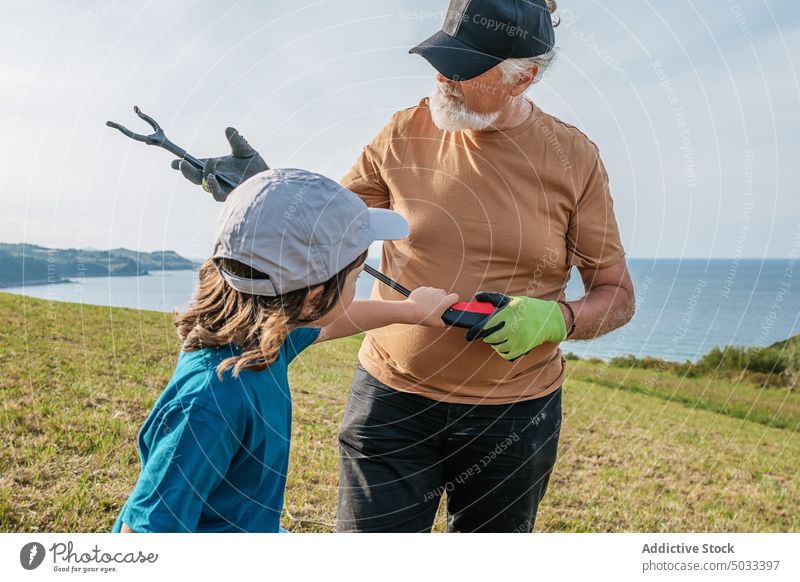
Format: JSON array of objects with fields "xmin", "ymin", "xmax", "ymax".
[
  {"xmin": 565, "ymin": 152, "xmax": 626, "ymax": 269},
  {"xmin": 282, "ymin": 327, "xmax": 322, "ymax": 363},
  {"xmin": 119, "ymin": 403, "xmax": 238, "ymax": 532},
  {"xmin": 340, "ymin": 115, "xmax": 397, "ymax": 209}
]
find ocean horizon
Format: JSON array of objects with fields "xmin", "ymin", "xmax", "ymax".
[{"xmin": 3, "ymin": 257, "xmax": 798, "ymax": 363}]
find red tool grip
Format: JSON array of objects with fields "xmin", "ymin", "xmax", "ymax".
[{"xmin": 450, "ymin": 301, "xmax": 496, "ymax": 315}]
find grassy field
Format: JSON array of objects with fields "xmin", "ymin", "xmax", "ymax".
[{"xmin": 1, "ymin": 291, "xmax": 798, "ymax": 532}]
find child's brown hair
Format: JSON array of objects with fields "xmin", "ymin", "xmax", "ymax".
[{"xmin": 175, "ymin": 251, "xmax": 367, "ymax": 378}]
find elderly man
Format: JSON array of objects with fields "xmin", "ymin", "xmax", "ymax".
[{"xmin": 174, "ymin": 0, "xmax": 634, "ymax": 533}]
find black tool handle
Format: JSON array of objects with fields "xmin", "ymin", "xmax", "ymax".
[{"xmin": 363, "ymin": 264, "xmax": 410, "ymax": 297}]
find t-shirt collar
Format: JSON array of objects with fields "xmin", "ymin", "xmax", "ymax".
[{"xmin": 464, "ymin": 97, "xmax": 538, "ymax": 139}]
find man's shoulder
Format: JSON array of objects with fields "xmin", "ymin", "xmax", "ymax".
[
  {"xmin": 394, "ymin": 97, "xmax": 431, "ymax": 120},
  {"xmin": 532, "ymin": 105, "xmax": 601, "ymax": 161},
  {"xmin": 384, "ymin": 98, "xmax": 433, "ymax": 135}
]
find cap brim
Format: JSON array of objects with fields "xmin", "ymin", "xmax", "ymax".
[
  {"xmin": 366, "ymin": 208, "xmax": 409, "ymax": 241},
  {"xmin": 409, "ymin": 29, "xmax": 503, "ymax": 81}
]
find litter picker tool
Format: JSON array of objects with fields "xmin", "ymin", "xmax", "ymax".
[{"xmin": 106, "ymin": 106, "xmax": 497, "ymax": 330}]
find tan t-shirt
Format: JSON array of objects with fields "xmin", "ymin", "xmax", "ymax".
[{"xmin": 341, "ymin": 97, "xmax": 625, "ymax": 404}]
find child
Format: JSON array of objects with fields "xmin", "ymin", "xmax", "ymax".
[{"xmin": 113, "ymin": 168, "xmax": 457, "ymax": 532}]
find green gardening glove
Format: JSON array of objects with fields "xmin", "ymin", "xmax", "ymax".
[{"xmin": 464, "ymin": 292, "xmax": 568, "ymax": 361}]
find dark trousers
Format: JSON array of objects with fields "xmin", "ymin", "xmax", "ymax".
[{"xmin": 336, "ymin": 362, "xmax": 562, "ymax": 533}]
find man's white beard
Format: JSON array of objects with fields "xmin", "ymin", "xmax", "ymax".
[{"xmin": 428, "ymin": 84, "xmax": 502, "ymax": 132}]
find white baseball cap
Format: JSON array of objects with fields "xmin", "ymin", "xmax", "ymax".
[{"xmin": 212, "ymin": 168, "xmax": 409, "ymax": 296}]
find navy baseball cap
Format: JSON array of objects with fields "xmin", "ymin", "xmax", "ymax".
[{"xmin": 409, "ymin": 0, "xmax": 555, "ymax": 81}]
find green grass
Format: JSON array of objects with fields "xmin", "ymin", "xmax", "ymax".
[
  {"xmin": 567, "ymin": 360, "xmax": 800, "ymax": 430},
  {"xmin": 1, "ymin": 292, "xmax": 798, "ymax": 532}
]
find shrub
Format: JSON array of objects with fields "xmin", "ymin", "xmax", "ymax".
[
  {"xmin": 609, "ymin": 354, "xmax": 638, "ymax": 368},
  {"xmin": 696, "ymin": 345, "xmax": 788, "ymax": 375}
]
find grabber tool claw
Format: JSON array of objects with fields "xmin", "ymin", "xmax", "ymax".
[{"xmin": 106, "ymin": 106, "xmax": 238, "ymax": 191}]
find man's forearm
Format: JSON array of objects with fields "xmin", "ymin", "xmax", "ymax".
[{"xmin": 559, "ymin": 284, "xmax": 635, "ymax": 340}]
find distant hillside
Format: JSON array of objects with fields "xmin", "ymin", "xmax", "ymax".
[
  {"xmin": 0, "ymin": 243, "xmax": 194, "ymax": 287},
  {"xmin": 767, "ymin": 333, "xmax": 800, "ymax": 352}
]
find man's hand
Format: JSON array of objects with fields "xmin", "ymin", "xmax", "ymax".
[
  {"xmin": 171, "ymin": 127, "xmax": 268, "ymax": 201},
  {"xmin": 405, "ymin": 286, "xmax": 460, "ymax": 327},
  {"xmin": 465, "ymin": 292, "xmax": 567, "ymax": 360}
]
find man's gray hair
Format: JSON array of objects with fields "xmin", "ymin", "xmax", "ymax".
[
  {"xmin": 497, "ymin": 48, "xmax": 559, "ymax": 85},
  {"xmin": 498, "ymin": 0, "xmax": 560, "ymax": 86}
]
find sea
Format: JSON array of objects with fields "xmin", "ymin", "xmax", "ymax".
[{"xmin": 3, "ymin": 258, "xmax": 798, "ymax": 363}]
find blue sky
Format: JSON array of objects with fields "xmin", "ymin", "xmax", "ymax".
[{"xmin": 1, "ymin": 0, "xmax": 798, "ymax": 260}]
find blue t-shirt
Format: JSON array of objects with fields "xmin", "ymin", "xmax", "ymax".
[{"xmin": 112, "ymin": 327, "xmax": 320, "ymax": 533}]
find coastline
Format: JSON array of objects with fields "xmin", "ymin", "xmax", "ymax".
[
  {"xmin": 0, "ymin": 278, "xmax": 73, "ymax": 289},
  {"xmin": 0, "ymin": 268, "xmax": 199, "ymax": 289}
]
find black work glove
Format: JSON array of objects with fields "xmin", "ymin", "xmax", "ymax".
[
  {"xmin": 171, "ymin": 127, "xmax": 268, "ymax": 202},
  {"xmin": 464, "ymin": 292, "xmax": 511, "ymax": 342}
]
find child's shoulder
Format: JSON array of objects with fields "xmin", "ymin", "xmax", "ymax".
[
  {"xmin": 283, "ymin": 327, "xmax": 321, "ymax": 363},
  {"xmin": 163, "ymin": 331, "xmax": 318, "ymax": 412},
  {"xmin": 165, "ymin": 346, "xmax": 258, "ymax": 418}
]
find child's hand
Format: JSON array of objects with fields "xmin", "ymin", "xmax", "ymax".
[{"xmin": 405, "ymin": 287, "xmax": 460, "ymax": 327}]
